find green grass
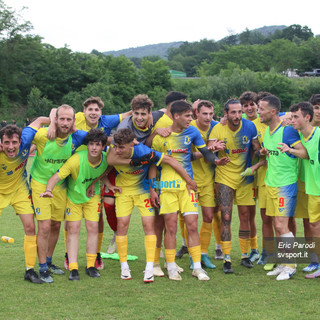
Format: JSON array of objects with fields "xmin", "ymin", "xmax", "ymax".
[{"xmin": 0, "ymin": 159, "xmax": 318, "ymax": 320}]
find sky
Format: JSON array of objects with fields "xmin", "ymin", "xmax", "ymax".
[{"xmin": 5, "ymin": 0, "xmax": 320, "ymax": 53}]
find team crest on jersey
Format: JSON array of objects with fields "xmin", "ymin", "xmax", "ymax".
[
  {"xmin": 242, "ymin": 136, "xmax": 249, "ymax": 144},
  {"xmin": 184, "ymin": 136, "xmax": 191, "ymax": 145},
  {"xmin": 1, "ymin": 164, "xmax": 7, "ymax": 171},
  {"xmin": 66, "ymin": 208, "xmax": 71, "ymax": 216},
  {"xmin": 35, "ymin": 207, "xmax": 41, "ymax": 215},
  {"xmin": 21, "ymin": 149, "xmax": 28, "ymax": 157}
]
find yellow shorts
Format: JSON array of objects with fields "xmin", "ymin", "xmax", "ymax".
[
  {"xmin": 308, "ymin": 195, "xmax": 320, "ymax": 223},
  {"xmin": 233, "ymin": 182, "xmax": 256, "ymax": 206},
  {"xmin": 115, "ymin": 193, "xmax": 154, "ymax": 218},
  {"xmin": 266, "ymin": 184, "xmax": 297, "ymax": 217},
  {"xmin": 257, "ymin": 185, "xmax": 266, "ymax": 209},
  {"xmin": 65, "ymin": 195, "xmax": 101, "ymax": 222},
  {"xmin": 0, "ymin": 183, "xmax": 34, "ymax": 216},
  {"xmin": 160, "ymin": 189, "xmax": 198, "ymax": 215},
  {"xmin": 197, "ymin": 183, "xmax": 216, "ymax": 208},
  {"xmin": 31, "ymin": 178, "xmax": 66, "ymax": 221},
  {"xmin": 295, "ymin": 180, "xmax": 309, "ymax": 219}
]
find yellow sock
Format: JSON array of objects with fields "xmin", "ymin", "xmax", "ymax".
[
  {"xmin": 165, "ymin": 249, "xmax": 176, "ymax": 263},
  {"xmin": 64, "ymin": 229, "xmax": 68, "ymax": 253},
  {"xmin": 145, "ymin": 235, "xmax": 156, "ymax": 263},
  {"xmin": 200, "ymin": 222, "xmax": 212, "ymax": 254},
  {"xmin": 188, "ymin": 245, "xmax": 201, "ymax": 263},
  {"xmin": 86, "ymin": 253, "xmax": 97, "ymax": 268},
  {"xmin": 221, "ymin": 241, "xmax": 232, "ymax": 256},
  {"xmin": 154, "ymin": 247, "xmax": 161, "ymax": 264},
  {"xmin": 239, "ymin": 238, "xmax": 251, "ymax": 256},
  {"xmin": 97, "ymin": 232, "xmax": 104, "ymax": 253},
  {"xmin": 250, "ymin": 235, "xmax": 258, "ymax": 250},
  {"xmin": 24, "ymin": 235, "xmax": 37, "ymax": 269},
  {"xmin": 116, "ymin": 235, "xmax": 128, "ymax": 263},
  {"xmin": 212, "ymin": 211, "xmax": 222, "ymax": 245},
  {"xmin": 69, "ymin": 262, "xmax": 78, "ymax": 270},
  {"xmin": 179, "ymin": 212, "xmax": 185, "ymax": 239}
]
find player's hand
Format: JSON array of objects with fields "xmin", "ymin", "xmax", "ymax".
[
  {"xmin": 240, "ymin": 167, "xmax": 255, "ymax": 177},
  {"xmin": 220, "ymin": 115, "xmax": 227, "ymax": 126},
  {"xmin": 208, "ymin": 140, "xmax": 225, "ymax": 151},
  {"xmin": 106, "ymin": 182, "xmax": 122, "ymax": 194},
  {"xmin": 215, "ymin": 157, "xmax": 230, "ymax": 166},
  {"xmin": 86, "ymin": 183, "xmax": 96, "ymax": 198},
  {"xmin": 277, "ymin": 143, "xmax": 291, "ymax": 153},
  {"xmin": 39, "ymin": 191, "xmax": 53, "ymax": 198},
  {"xmin": 133, "ymin": 138, "xmax": 139, "ymax": 145},
  {"xmin": 150, "ymin": 189, "xmax": 159, "ymax": 208},
  {"xmin": 156, "ymin": 127, "xmax": 172, "ymax": 137},
  {"xmin": 146, "ymin": 113, "xmax": 153, "ymax": 129},
  {"xmin": 47, "ymin": 123, "xmax": 57, "ymax": 141},
  {"xmin": 186, "ymin": 179, "xmax": 197, "ymax": 195},
  {"xmin": 260, "ymin": 148, "xmax": 269, "ymax": 156},
  {"xmin": 130, "ymin": 152, "xmax": 159, "ymax": 166}
]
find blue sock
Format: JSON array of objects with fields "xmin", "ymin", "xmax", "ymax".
[
  {"xmin": 46, "ymin": 256, "xmax": 52, "ymax": 265},
  {"xmin": 39, "ymin": 263, "xmax": 48, "ymax": 273}
]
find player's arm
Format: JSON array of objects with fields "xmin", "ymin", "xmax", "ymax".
[
  {"xmin": 29, "ymin": 116, "xmax": 51, "ymax": 129},
  {"xmin": 46, "ymin": 108, "xmax": 58, "ymax": 141},
  {"xmin": 145, "ymin": 127, "xmax": 172, "ymax": 147},
  {"xmin": 120, "ymin": 110, "xmax": 133, "ymax": 121},
  {"xmin": 39, "ymin": 173, "xmax": 61, "ymax": 198},
  {"xmin": 198, "ymin": 146, "xmax": 230, "ymax": 166},
  {"xmin": 148, "ymin": 164, "xmax": 159, "ymax": 208},
  {"xmin": 161, "ymin": 155, "xmax": 197, "ymax": 192},
  {"xmin": 107, "ymin": 147, "xmax": 159, "ymax": 166},
  {"xmin": 86, "ymin": 166, "xmax": 113, "ymax": 198},
  {"xmin": 277, "ymin": 142, "xmax": 309, "ymax": 159}
]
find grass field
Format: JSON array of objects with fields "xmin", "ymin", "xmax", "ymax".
[{"xmin": 0, "ymin": 159, "xmax": 318, "ymax": 320}]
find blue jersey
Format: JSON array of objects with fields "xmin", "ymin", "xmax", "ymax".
[{"xmin": 152, "ymin": 126, "xmax": 206, "ymax": 191}]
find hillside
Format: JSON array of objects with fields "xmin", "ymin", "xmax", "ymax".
[
  {"xmin": 103, "ymin": 25, "xmax": 287, "ymax": 59},
  {"xmin": 103, "ymin": 41, "xmax": 183, "ymax": 59}
]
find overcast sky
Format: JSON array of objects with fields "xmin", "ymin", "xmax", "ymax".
[{"xmin": 6, "ymin": 0, "xmax": 320, "ymax": 53}]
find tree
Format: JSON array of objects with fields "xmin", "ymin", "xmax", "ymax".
[{"xmin": 0, "ymin": 0, "xmax": 32, "ymax": 40}]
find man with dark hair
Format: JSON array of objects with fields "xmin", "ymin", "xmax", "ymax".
[
  {"xmin": 239, "ymin": 91, "xmax": 258, "ymax": 121},
  {"xmin": 31, "ymin": 105, "xmax": 87, "ymax": 283},
  {"xmin": 289, "ymin": 102, "xmax": 320, "ymax": 279},
  {"xmin": 208, "ymin": 98, "xmax": 260, "ymax": 274},
  {"xmin": 40, "ymin": 129, "xmax": 108, "ymax": 280},
  {"xmin": 116, "ymin": 94, "xmax": 163, "ymax": 144},
  {"xmin": 105, "ymin": 128, "xmax": 196, "ymax": 283},
  {"xmin": 0, "ymin": 116, "xmax": 52, "ymax": 284},
  {"xmin": 259, "ymin": 95, "xmax": 308, "ymax": 280},
  {"xmin": 150, "ymin": 101, "xmax": 227, "ymax": 281},
  {"xmin": 309, "ymin": 94, "xmax": 320, "ymax": 127}
]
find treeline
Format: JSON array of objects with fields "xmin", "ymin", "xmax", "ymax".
[
  {"xmin": 166, "ymin": 25, "xmax": 319, "ymax": 77},
  {"xmin": 1, "ymin": 0, "xmax": 320, "ymax": 126}
]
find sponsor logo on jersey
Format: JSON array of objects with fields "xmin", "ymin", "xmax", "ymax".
[
  {"xmin": 44, "ymin": 158, "xmax": 67, "ymax": 164},
  {"xmin": 167, "ymin": 148, "xmax": 188, "ymax": 155},
  {"xmin": 231, "ymin": 147, "xmax": 248, "ymax": 154}
]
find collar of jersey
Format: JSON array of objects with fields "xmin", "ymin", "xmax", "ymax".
[
  {"xmin": 269, "ymin": 121, "xmax": 282, "ymax": 135},
  {"xmin": 133, "ymin": 120, "xmax": 148, "ymax": 132},
  {"xmin": 304, "ymin": 126, "xmax": 317, "ymax": 142}
]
